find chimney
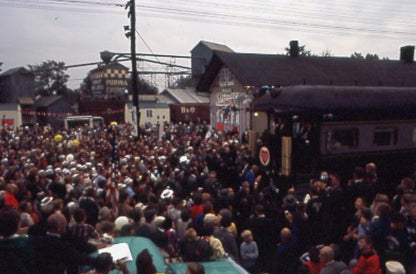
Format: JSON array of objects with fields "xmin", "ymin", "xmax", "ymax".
[
  {"xmin": 400, "ymin": 45, "xmax": 414, "ymax": 63},
  {"xmin": 289, "ymin": 40, "xmax": 299, "ymax": 57}
]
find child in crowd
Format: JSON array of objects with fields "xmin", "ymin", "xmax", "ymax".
[{"xmin": 240, "ymin": 230, "xmax": 258, "ymax": 273}]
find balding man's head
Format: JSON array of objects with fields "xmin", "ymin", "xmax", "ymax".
[
  {"xmin": 319, "ymin": 246, "xmax": 334, "ymax": 264},
  {"xmin": 365, "ymin": 163, "xmax": 377, "ymax": 174},
  {"xmin": 280, "ymin": 227, "xmax": 292, "ymax": 243},
  {"xmin": 47, "ymin": 213, "xmax": 67, "ymax": 235}
]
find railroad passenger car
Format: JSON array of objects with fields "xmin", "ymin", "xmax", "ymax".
[{"xmin": 252, "ymin": 85, "xmax": 416, "ymax": 182}]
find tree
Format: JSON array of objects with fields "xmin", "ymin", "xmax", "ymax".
[
  {"xmin": 350, "ymin": 52, "xmax": 364, "ymax": 59},
  {"xmin": 172, "ymin": 75, "xmax": 192, "ymax": 88},
  {"xmin": 365, "ymin": 53, "xmax": 379, "ymax": 60},
  {"xmin": 351, "ymin": 52, "xmax": 387, "ymax": 60},
  {"xmin": 284, "ymin": 44, "xmax": 314, "ymax": 56},
  {"xmin": 138, "ymin": 78, "xmax": 158, "ymax": 95},
  {"xmin": 321, "ymin": 49, "xmax": 333, "ymax": 57},
  {"xmin": 29, "ymin": 60, "xmax": 70, "ymax": 96}
]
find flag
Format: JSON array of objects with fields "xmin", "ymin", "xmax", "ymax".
[{"xmin": 105, "ymin": 165, "xmax": 119, "ymax": 213}]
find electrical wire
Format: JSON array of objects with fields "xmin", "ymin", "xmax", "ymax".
[{"xmin": 1, "ymin": 0, "xmax": 415, "ymax": 39}]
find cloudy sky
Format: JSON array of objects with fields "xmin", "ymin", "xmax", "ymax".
[{"xmin": 1, "ymin": 0, "xmax": 415, "ymax": 89}]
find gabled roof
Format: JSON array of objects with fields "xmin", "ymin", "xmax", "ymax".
[
  {"xmin": 127, "ymin": 102, "xmax": 169, "ymax": 109},
  {"xmin": 135, "ymin": 94, "xmax": 175, "ymax": 104},
  {"xmin": 138, "ymin": 95, "xmax": 159, "ymax": 102},
  {"xmin": 34, "ymin": 96, "xmax": 63, "ymax": 108},
  {"xmin": 0, "ymin": 103, "xmax": 19, "ymax": 111},
  {"xmin": 197, "ymin": 51, "xmax": 416, "ymax": 92},
  {"xmin": 18, "ymin": 97, "xmax": 34, "ymax": 105},
  {"xmin": 0, "ymin": 67, "xmax": 32, "ymax": 77},
  {"xmin": 90, "ymin": 62, "xmax": 129, "ymax": 73},
  {"xmin": 191, "ymin": 41, "xmax": 234, "ymax": 53},
  {"xmin": 161, "ymin": 88, "xmax": 209, "ymax": 104}
]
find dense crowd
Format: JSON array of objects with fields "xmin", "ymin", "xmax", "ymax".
[{"xmin": 0, "ymin": 121, "xmax": 415, "ymax": 274}]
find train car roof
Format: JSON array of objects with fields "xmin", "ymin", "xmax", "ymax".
[{"xmin": 253, "ymin": 85, "xmax": 416, "ymax": 119}]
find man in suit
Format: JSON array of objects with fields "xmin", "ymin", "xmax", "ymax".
[
  {"xmin": 0, "ymin": 207, "xmax": 35, "ymax": 274},
  {"xmin": 31, "ymin": 212, "xmax": 96, "ymax": 274},
  {"xmin": 213, "ymin": 208, "xmax": 239, "ymax": 262},
  {"xmin": 319, "ymin": 246, "xmax": 350, "ymax": 274},
  {"xmin": 251, "ymin": 204, "xmax": 276, "ymax": 273}
]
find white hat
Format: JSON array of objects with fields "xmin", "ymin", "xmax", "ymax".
[
  {"xmin": 135, "ymin": 202, "xmax": 147, "ymax": 211},
  {"xmin": 385, "ymin": 261, "xmax": 405, "ymax": 274},
  {"xmin": 66, "ymin": 154, "xmax": 74, "ymax": 162},
  {"xmin": 62, "ymin": 168, "xmax": 71, "ymax": 176},
  {"xmin": 44, "ymin": 169, "xmax": 54, "ymax": 176},
  {"xmin": 179, "ymin": 155, "xmax": 189, "ymax": 164},
  {"xmin": 41, "ymin": 196, "xmax": 53, "ymax": 206},
  {"xmin": 124, "ymin": 177, "xmax": 133, "ymax": 186},
  {"xmin": 114, "ymin": 216, "xmax": 130, "ymax": 231},
  {"xmin": 161, "ymin": 189, "xmax": 174, "ymax": 200}
]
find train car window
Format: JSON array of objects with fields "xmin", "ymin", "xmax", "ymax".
[
  {"xmin": 413, "ymin": 128, "xmax": 416, "ymax": 143},
  {"xmin": 326, "ymin": 128, "xmax": 359, "ymax": 152},
  {"xmin": 373, "ymin": 127, "xmax": 398, "ymax": 146}
]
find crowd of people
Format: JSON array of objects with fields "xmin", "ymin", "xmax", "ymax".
[{"xmin": 0, "ymin": 121, "xmax": 415, "ymax": 274}]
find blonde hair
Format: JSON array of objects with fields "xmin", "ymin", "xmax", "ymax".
[{"xmin": 241, "ymin": 229, "xmax": 252, "ymax": 240}]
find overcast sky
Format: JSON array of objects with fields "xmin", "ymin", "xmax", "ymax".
[{"xmin": 1, "ymin": 0, "xmax": 415, "ymax": 89}]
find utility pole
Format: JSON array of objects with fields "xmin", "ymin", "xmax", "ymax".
[{"xmin": 127, "ymin": 0, "xmax": 140, "ymax": 136}]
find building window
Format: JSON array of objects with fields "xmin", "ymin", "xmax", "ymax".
[
  {"xmin": 157, "ymin": 115, "xmax": 160, "ymax": 120},
  {"xmin": 373, "ymin": 126, "xmax": 398, "ymax": 146},
  {"xmin": 219, "ymin": 68, "xmax": 234, "ymax": 87},
  {"xmin": 146, "ymin": 110, "xmax": 153, "ymax": 117},
  {"xmin": 326, "ymin": 128, "xmax": 359, "ymax": 152},
  {"xmin": 163, "ymin": 115, "xmax": 165, "ymax": 120}
]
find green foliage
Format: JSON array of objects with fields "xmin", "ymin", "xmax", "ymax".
[
  {"xmin": 138, "ymin": 78, "xmax": 158, "ymax": 95},
  {"xmin": 172, "ymin": 75, "xmax": 192, "ymax": 88},
  {"xmin": 351, "ymin": 52, "xmax": 387, "ymax": 60},
  {"xmin": 62, "ymin": 88, "xmax": 80, "ymax": 104},
  {"xmin": 321, "ymin": 49, "xmax": 333, "ymax": 57},
  {"xmin": 350, "ymin": 52, "xmax": 364, "ymax": 59},
  {"xmin": 29, "ymin": 60, "xmax": 70, "ymax": 96},
  {"xmin": 284, "ymin": 44, "xmax": 315, "ymax": 56},
  {"xmin": 80, "ymin": 75, "xmax": 92, "ymax": 94},
  {"xmin": 365, "ymin": 53, "xmax": 379, "ymax": 60}
]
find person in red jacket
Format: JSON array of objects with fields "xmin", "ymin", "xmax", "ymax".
[
  {"xmin": 4, "ymin": 183, "xmax": 19, "ymax": 209},
  {"xmin": 352, "ymin": 236, "xmax": 382, "ymax": 274}
]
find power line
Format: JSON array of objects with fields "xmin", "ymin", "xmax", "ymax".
[{"xmin": 2, "ymin": 0, "xmax": 416, "ymax": 38}]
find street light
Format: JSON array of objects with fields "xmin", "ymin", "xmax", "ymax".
[{"xmin": 100, "ymin": 50, "xmax": 114, "ymax": 65}]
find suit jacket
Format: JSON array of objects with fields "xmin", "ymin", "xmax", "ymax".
[
  {"xmin": 30, "ymin": 234, "xmax": 96, "ymax": 274},
  {"xmin": 213, "ymin": 227, "xmax": 239, "ymax": 261},
  {"xmin": 320, "ymin": 261, "xmax": 351, "ymax": 274},
  {"xmin": 0, "ymin": 236, "xmax": 35, "ymax": 274}
]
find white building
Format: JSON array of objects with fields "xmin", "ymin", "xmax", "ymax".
[
  {"xmin": 0, "ymin": 103, "xmax": 22, "ymax": 129},
  {"xmin": 125, "ymin": 95, "xmax": 170, "ymax": 126}
]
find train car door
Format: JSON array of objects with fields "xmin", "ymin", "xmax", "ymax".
[{"xmin": 281, "ymin": 136, "xmax": 292, "ymax": 176}]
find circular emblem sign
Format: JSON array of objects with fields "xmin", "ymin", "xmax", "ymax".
[{"xmin": 259, "ymin": 146, "xmax": 270, "ymax": 166}]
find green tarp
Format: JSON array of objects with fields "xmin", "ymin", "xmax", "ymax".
[{"xmin": 91, "ymin": 236, "xmax": 166, "ymax": 274}]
